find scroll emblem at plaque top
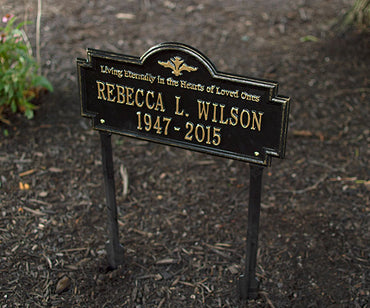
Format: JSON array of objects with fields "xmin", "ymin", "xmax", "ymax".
[{"xmin": 158, "ymin": 56, "xmax": 198, "ymax": 76}]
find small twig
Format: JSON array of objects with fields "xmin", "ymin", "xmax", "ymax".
[
  {"xmin": 332, "ymin": 87, "xmax": 370, "ymax": 96},
  {"xmin": 36, "ymin": 0, "xmax": 42, "ymax": 75},
  {"xmin": 157, "ymin": 298, "xmax": 166, "ymax": 308},
  {"xmin": 136, "ymin": 274, "xmax": 162, "ymax": 280},
  {"xmin": 260, "ymin": 291, "xmax": 276, "ymax": 308},
  {"xmin": 0, "ymin": 114, "xmax": 11, "ymax": 125},
  {"xmin": 22, "ymin": 206, "xmax": 45, "ymax": 216},
  {"xmin": 205, "ymin": 244, "xmax": 232, "ymax": 260},
  {"xmin": 130, "ymin": 228, "xmax": 153, "ymax": 238},
  {"xmin": 119, "ymin": 164, "xmax": 129, "ymax": 200},
  {"xmin": 23, "ymin": 2, "xmax": 29, "ymax": 32},
  {"xmin": 19, "ymin": 169, "xmax": 36, "ymax": 177},
  {"xmin": 156, "ymin": 258, "xmax": 178, "ymax": 265},
  {"xmin": 43, "ymin": 254, "xmax": 52, "ymax": 269},
  {"xmin": 60, "ymin": 247, "xmax": 89, "ymax": 253},
  {"xmin": 29, "ymin": 198, "xmax": 52, "ymax": 207},
  {"xmin": 199, "ymin": 282, "xmax": 212, "ymax": 293},
  {"xmin": 282, "ymin": 174, "xmax": 328, "ymax": 194},
  {"xmin": 178, "ymin": 281, "xmax": 196, "ymax": 287}
]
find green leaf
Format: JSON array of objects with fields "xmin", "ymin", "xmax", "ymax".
[
  {"xmin": 10, "ymin": 99, "xmax": 17, "ymax": 112},
  {"xmin": 32, "ymin": 75, "xmax": 53, "ymax": 92},
  {"xmin": 24, "ymin": 108, "xmax": 34, "ymax": 119},
  {"xmin": 299, "ymin": 35, "xmax": 319, "ymax": 42}
]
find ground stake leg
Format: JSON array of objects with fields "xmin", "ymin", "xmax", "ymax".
[
  {"xmin": 100, "ymin": 131, "xmax": 124, "ymax": 268},
  {"xmin": 239, "ymin": 164, "xmax": 264, "ymax": 299}
]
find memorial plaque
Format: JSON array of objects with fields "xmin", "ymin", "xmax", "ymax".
[
  {"xmin": 78, "ymin": 43, "xmax": 292, "ymax": 299},
  {"xmin": 77, "ymin": 42, "xmax": 290, "ymax": 166}
]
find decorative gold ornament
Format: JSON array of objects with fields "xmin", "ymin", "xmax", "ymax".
[{"xmin": 158, "ymin": 56, "xmax": 198, "ymax": 76}]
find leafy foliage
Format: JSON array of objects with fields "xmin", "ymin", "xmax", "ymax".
[{"xmin": 0, "ymin": 14, "xmax": 53, "ymax": 121}]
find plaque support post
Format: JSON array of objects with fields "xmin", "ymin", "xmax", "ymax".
[
  {"xmin": 239, "ymin": 164, "xmax": 264, "ymax": 300},
  {"xmin": 100, "ymin": 131, "xmax": 124, "ymax": 268}
]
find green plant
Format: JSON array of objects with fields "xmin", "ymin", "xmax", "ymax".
[{"xmin": 0, "ymin": 14, "xmax": 53, "ymax": 122}]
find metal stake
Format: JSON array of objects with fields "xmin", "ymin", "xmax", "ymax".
[
  {"xmin": 100, "ymin": 131, "xmax": 124, "ymax": 268},
  {"xmin": 239, "ymin": 164, "xmax": 264, "ymax": 299}
]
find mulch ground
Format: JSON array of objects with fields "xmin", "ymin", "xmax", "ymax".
[{"xmin": 1, "ymin": 0, "xmax": 369, "ymax": 307}]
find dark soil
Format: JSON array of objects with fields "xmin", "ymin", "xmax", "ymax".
[{"xmin": 1, "ymin": 0, "xmax": 369, "ymax": 307}]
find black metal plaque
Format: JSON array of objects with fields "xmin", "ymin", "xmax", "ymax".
[{"xmin": 77, "ymin": 43, "xmax": 290, "ymax": 166}]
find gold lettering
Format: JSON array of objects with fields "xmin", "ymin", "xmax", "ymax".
[
  {"xmin": 125, "ymin": 87, "xmax": 134, "ymax": 105},
  {"xmin": 197, "ymin": 100, "xmax": 210, "ymax": 120},
  {"xmin": 96, "ymin": 81, "xmax": 106, "ymax": 100},
  {"xmin": 251, "ymin": 111, "xmax": 263, "ymax": 131},
  {"xmin": 180, "ymin": 80, "xmax": 204, "ymax": 92},
  {"xmin": 240, "ymin": 109, "xmax": 250, "ymax": 128},
  {"xmin": 175, "ymin": 96, "xmax": 184, "ymax": 116},
  {"xmin": 155, "ymin": 93, "xmax": 165, "ymax": 112},
  {"xmin": 135, "ymin": 89, "xmax": 144, "ymax": 107},
  {"xmin": 212, "ymin": 103, "xmax": 218, "ymax": 123},
  {"xmin": 146, "ymin": 91, "xmax": 155, "ymax": 109},
  {"xmin": 106, "ymin": 82, "xmax": 116, "ymax": 102},
  {"xmin": 230, "ymin": 107, "xmax": 239, "ymax": 126},
  {"xmin": 95, "ymin": 81, "xmax": 166, "ymax": 112},
  {"xmin": 219, "ymin": 104, "xmax": 229, "ymax": 125},
  {"xmin": 117, "ymin": 85, "xmax": 125, "ymax": 104}
]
